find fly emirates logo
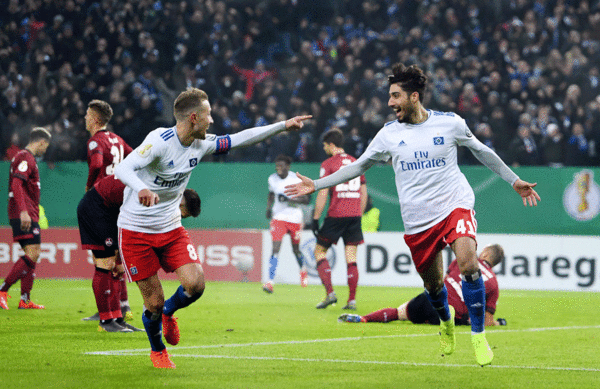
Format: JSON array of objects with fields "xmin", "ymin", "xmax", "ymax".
[
  {"xmin": 153, "ymin": 171, "xmax": 189, "ymax": 188},
  {"xmin": 400, "ymin": 151, "xmax": 446, "ymax": 171}
]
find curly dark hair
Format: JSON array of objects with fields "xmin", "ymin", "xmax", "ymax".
[{"xmin": 388, "ymin": 63, "xmax": 428, "ymax": 102}]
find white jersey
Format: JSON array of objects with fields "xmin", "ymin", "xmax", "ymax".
[
  {"xmin": 363, "ymin": 110, "xmax": 483, "ymax": 234},
  {"xmin": 115, "ymin": 127, "xmax": 228, "ymax": 233},
  {"xmin": 268, "ymin": 172, "xmax": 304, "ymax": 224}
]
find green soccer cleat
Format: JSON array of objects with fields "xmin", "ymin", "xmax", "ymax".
[
  {"xmin": 439, "ymin": 306, "xmax": 456, "ymax": 356},
  {"xmin": 472, "ymin": 332, "xmax": 494, "ymax": 366}
]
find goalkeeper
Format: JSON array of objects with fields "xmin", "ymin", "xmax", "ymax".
[{"xmin": 339, "ymin": 244, "xmax": 507, "ymax": 327}]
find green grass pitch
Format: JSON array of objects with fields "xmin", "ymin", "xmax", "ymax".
[{"xmin": 1, "ymin": 279, "xmax": 599, "ymax": 388}]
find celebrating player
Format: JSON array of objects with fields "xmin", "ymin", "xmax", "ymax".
[
  {"xmin": 82, "ymin": 99, "xmax": 134, "ymax": 322},
  {"xmin": 285, "ymin": 63, "xmax": 540, "ymax": 366},
  {"xmin": 263, "ymin": 154, "xmax": 310, "ymax": 293},
  {"xmin": 339, "ymin": 244, "xmax": 507, "ymax": 327},
  {"xmin": 114, "ymin": 87, "xmax": 311, "ymax": 369},
  {"xmin": 312, "ymin": 128, "xmax": 367, "ymax": 310},
  {"xmin": 1, "ymin": 127, "xmax": 51, "ymax": 310},
  {"xmin": 77, "ymin": 174, "xmax": 200, "ymax": 332}
]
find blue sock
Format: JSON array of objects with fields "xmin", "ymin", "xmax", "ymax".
[
  {"xmin": 294, "ymin": 252, "xmax": 305, "ymax": 268},
  {"xmin": 163, "ymin": 285, "xmax": 203, "ymax": 317},
  {"xmin": 268, "ymin": 254, "xmax": 278, "ymax": 281},
  {"xmin": 462, "ymin": 270, "xmax": 485, "ymax": 333},
  {"xmin": 142, "ymin": 309, "xmax": 166, "ymax": 352},
  {"xmin": 425, "ymin": 285, "xmax": 451, "ymax": 322}
]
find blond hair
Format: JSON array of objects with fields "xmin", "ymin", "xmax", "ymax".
[{"xmin": 173, "ymin": 88, "xmax": 208, "ymax": 122}]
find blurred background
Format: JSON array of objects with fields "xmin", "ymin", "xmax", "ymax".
[{"xmin": 1, "ymin": 0, "xmax": 600, "ymax": 168}]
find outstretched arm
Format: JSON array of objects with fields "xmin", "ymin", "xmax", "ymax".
[
  {"xmin": 285, "ymin": 155, "xmax": 375, "ymax": 197},
  {"xmin": 513, "ymin": 179, "xmax": 540, "ymax": 206},
  {"xmin": 230, "ymin": 115, "xmax": 312, "ymax": 149}
]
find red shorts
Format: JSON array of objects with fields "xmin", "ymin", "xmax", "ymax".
[
  {"xmin": 404, "ymin": 208, "xmax": 477, "ymax": 273},
  {"xmin": 118, "ymin": 227, "xmax": 201, "ymax": 282},
  {"xmin": 270, "ymin": 219, "xmax": 302, "ymax": 244}
]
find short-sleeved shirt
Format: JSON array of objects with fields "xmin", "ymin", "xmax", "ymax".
[
  {"xmin": 94, "ymin": 175, "xmax": 126, "ymax": 209},
  {"xmin": 86, "ymin": 130, "xmax": 132, "ymax": 188},
  {"xmin": 268, "ymin": 172, "xmax": 304, "ymax": 224},
  {"xmin": 362, "ymin": 111, "xmax": 480, "ymax": 234},
  {"xmin": 320, "ymin": 153, "xmax": 366, "ymax": 218},
  {"xmin": 8, "ymin": 150, "xmax": 40, "ymax": 221},
  {"xmin": 116, "ymin": 127, "xmax": 231, "ymax": 233},
  {"xmin": 445, "ymin": 259, "xmax": 499, "ymax": 321}
]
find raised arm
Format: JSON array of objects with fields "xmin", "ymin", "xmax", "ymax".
[
  {"xmin": 284, "ymin": 155, "xmax": 375, "ymax": 197},
  {"xmin": 230, "ymin": 115, "xmax": 312, "ymax": 149}
]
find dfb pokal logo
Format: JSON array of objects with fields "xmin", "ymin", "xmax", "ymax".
[
  {"xmin": 563, "ymin": 169, "xmax": 600, "ymax": 221},
  {"xmin": 300, "ymin": 236, "xmax": 336, "ymax": 277}
]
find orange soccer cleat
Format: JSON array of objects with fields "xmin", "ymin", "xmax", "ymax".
[
  {"xmin": 300, "ymin": 269, "xmax": 308, "ymax": 288},
  {"xmin": 0, "ymin": 292, "xmax": 10, "ymax": 310},
  {"xmin": 162, "ymin": 314, "xmax": 180, "ymax": 345},
  {"xmin": 150, "ymin": 349, "xmax": 176, "ymax": 369},
  {"xmin": 18, "ymin": 299, "xmax": 45, "ymax": 309}
]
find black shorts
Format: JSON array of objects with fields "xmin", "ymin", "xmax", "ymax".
[
  {"xmin": 77, "ymin": 188, "xmax": 120, "ymax": 258},
  {"xmin": 10, "ymin": 219, "xmax": 41, "ymax": 247},
  {"xmin": 407, "ymin": 292, "xmax": 470, "ymax": 326},
  {"xmin": 316, "ymin": 217, "xmax": 364, "ymax": 248}
]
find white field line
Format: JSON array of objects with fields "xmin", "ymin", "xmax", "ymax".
[{"xmin": 84, "ymin": 325, "xmax": 600, "ymax": 372}]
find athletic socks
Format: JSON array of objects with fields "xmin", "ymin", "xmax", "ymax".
[
  {"xmin": 1, "ymin": 256, "xmax": 33, "ymax": 292},
  {"xmin": 294, "ymin": 251, "xmax": 305, "ymax": 269},
  {"xmin": 316, "ymin": 259, "xmax": 334, "ymax": 295},
  {"xmin": 119, "ymin": 278, "xmax": 128, "ymax": 304},
  {"xmin": 462, "ymin": 270, "xmax": 486, "ymax": 333},
  {"xmin": 347, "ymin": 262, "xmax": 358, "ymax": 302},
  {"xmin": 163, "ymin": 285, "xmax": 203, "ymax": 317},
  {"xmin": 268, "ymin": 254, "xmax": 279, "ymax": 281},
  {"xmin": 363, "ymin": 308, "xmax": 398, "ymax": 323},
  {"xmin": 425, "ymin": 284, "xmax": 451, "ymax": 322},
  {"xmin": 92, "ymin": 267, "xmax": 114, "ymax": 321},
  {"xmin": 19, "ymin": 259, "xmax": 36, "ymax": 301},
  {"xmin": 142, "ymin": 309, "xmax": 166, "ymax": 352}
]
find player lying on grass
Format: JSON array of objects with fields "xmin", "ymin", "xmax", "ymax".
[{"xmin": 339, "ymin": 244, "xmax": 507, "ymax": 327}]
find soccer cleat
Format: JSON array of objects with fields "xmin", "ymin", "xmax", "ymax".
[
  {"xmin": 262, "ymin": 282, "xmax": 274, "ymax": 294},
  {"xmin": 342, "ymin": 300, "xmax": 357, "ymax": 310},
  {"xmin": 98, "ymin": 321, "xmax": 133, "ymax": 332},
  {"xmin": 338, "ymin": 313, "xmax": 363, "ymax": 323},
  {"xmin": 162, "ymin": 314, "xmax": 180, "ymax": 345},
  {"xmin": 18, "ymin": 299, "xmax": 45, "ymax": 309},
  {"xmin": 439, "ymin": 306, "xmax": 456, "ymax": 356},
  {"xmin": 116, "ymin": 319, "xmax": 144, "ymax": 332},
  {"xmin": 122, "ymin": 306, "xmax": 134, "ymax": 322},
  {"xmin": 0, "ymin": 292, "xmax": 10, "ymax": 310},
  {"xmin": 316, "ymin": 292, "xmax": 337, "ymax": 309},
  {"xmin": 472, "ymin": 332, "xmax": 494, "ymax": 366},
  {"xmin": 150, "ymin": 349, "xmax": 176, "ymax": 369},
  {"xmin": 82, "ymin": 312, "xmax": 101, "ymax": 321},
  {"xmin": 300, "ymin": 269, "xmax": 308, "ymax": 288}
]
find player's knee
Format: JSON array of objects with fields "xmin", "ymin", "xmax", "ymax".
[
  {"xmin": 184, "ymin": 277, "xmax": 205, "ymax": 297},
  {"xmin": 424, "ymin": 279, "xmax": 444, "ymax": 294},
  {"xmin": 26, "ymin": 248, "xmax": 41, "ymax": 262}
]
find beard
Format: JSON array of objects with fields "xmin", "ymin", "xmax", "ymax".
[{"xmin": 396, "ymin": 104, "xmax": 417, "ymax": 124}]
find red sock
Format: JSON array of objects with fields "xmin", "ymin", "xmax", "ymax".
[
  {"xmin": 1, "ymin": 256, "xmax": 31, "ymax": 292},
  {"xmin": 363, "ymin": 308, "xmax": 399, "ymax": 323},
  {"xmin": 110, "ymin": 275, "xmax": 122, "ymax": 319},
  {"xmin": 316, "ymin": 259, "xmax": 334, "ymax": 294},
  {"xmin": 92, "ymin": 268, "xmax": 113, "ymax": 321},
  {"xmin": 20, "ymin": 260, "xmax": 37, "ymax": 301},
  {"xmin": 119, "ymin": 278, "xmax": 128, "ymax": 303},
  {"xmin": 347, "ymin": 262, "xmax": 358, "ymax": 301}
]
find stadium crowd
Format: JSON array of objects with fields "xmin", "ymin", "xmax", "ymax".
[{"xmin": 1, "ymin": 0, "xmax": 600, "ymax": 166}]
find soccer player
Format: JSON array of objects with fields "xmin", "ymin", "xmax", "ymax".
[
  {"xmin": 82, "ymin": 99, "xmax": 134, "ymax": 322},
  {"xmin": 77, "ymin": 174, "xmax": 201, "ymax": 332},
  {"xmin": 114, "ymin": 88, "xmax": 311, "ymax": 369},
  {"xmin": 285, "ymin": 63, "xmax": 540, "ymax": 366},
  {"xmin": 263, "ymin": 154, "xmax": 310, "ymax": 293},
  {"xmin": 339, "ymin": 244, "xmax": 507, "ymax": 327},
  {"xmin": 1, "ymin": 127, "xmax": 51, "ymax": 310},
  {"xmin": 312, "ymin": 128, "xmax": 367, "ymax": 311}
]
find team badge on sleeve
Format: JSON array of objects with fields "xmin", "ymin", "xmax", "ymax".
[
  {"xmin": 18, "ymin": 160, "xmax": 28, "ymax": 172},
  {"xmin": 465, "ymin": 127, "xmax": 473, "ymax": 137},
  {"xmin": 433, "ymin": 137, "xmax": 444, "ymax": 145},
  {"xmin": 88, "ymin": 141, "xmax": 98, "ymax": 150},
  {"xmin": 137, "ymin": 143, "xmax": 153, "ymax": 157}
]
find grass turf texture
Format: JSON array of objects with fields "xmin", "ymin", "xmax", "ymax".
[{"xmin": 1, "ymin": 279, "xmax": 599, "ymax": 389}]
